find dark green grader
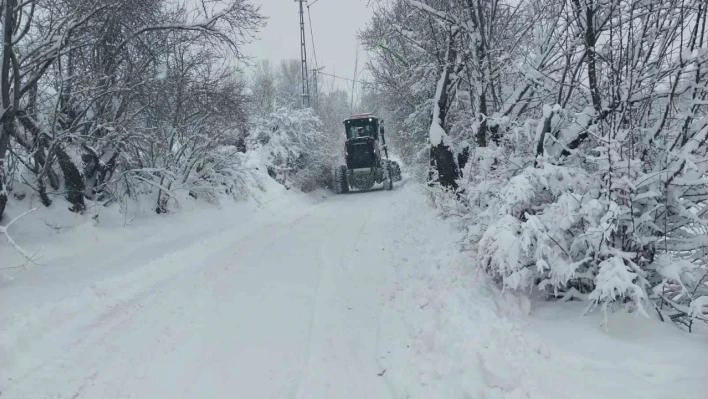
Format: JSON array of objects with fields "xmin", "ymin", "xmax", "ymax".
[{"xmin": 333, "ymin": 113, "xmax": 401, "ymax": 193}]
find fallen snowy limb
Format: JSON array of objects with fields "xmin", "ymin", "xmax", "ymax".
[
  {"xmin": 131, "ymin": 176, "xmax": 181, "ymax": 204},
  {"xmin": 0, "ymin": 208, "xmax": 38, "ymax": 262},
  {"xmin": 657, "ymin": 292, "xmax": 708, "ymax": 332}
]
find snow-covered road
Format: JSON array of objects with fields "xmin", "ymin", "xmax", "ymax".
[
  {"xmin": 1, "ymin": 183, "xmax": 416, "ymax": 398},
  {"xmin": 1, "ymin": 181, "xmax": 706, "ymax": 399}
]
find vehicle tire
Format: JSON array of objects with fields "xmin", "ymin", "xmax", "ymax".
[
  {"xmin": 383, "ymin": 161, "xmax": 394, "ymax": 191},
  {"xmin": 391, "ymin": 161, "xmax": 402, "ymax": 181},
  {"xmin": 333, "ymin": 165, "xmax": 349, "ymax": 194},
  {"xmin": 333, "ymin": 168, "xmax": 341, "ymax": 194}
]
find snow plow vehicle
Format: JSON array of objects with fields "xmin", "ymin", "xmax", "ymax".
[{"xmin": 333, "ymin": 113, "xmax": 401, "ymax": 194}]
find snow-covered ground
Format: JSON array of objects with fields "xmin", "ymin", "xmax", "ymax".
[{"xmin": 1, "ymin": 179, "xmax": 706, "ymax": 398}]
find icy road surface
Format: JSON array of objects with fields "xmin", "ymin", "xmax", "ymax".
[{"xmin": 1, "ymin": 182, "xmax": 706, "ymax": 399}]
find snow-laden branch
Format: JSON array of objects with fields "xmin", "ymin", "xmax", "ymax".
[
  {"xmin": 111, "ymin": 1, "xmax": 262, "ymax": 56},
  {"xmin": 0, "ymin": 208, "xmax": 37, "ymax": 261},
  {"xmin": 429, "ymin": 64, "xmax": 449, "ymax": 147},
  {"xmin": 405, "ymin": 1, "xmax": 460, "ymax": 27}
]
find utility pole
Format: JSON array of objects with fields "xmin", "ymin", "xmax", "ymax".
[
  {"xmin": 311, "ymin": 66, "xmax": 324, "ymax": 111},
  {"xmin": 297, "ymin": 0, "xmax": 311, "ymax": 108},
  {"xmin": 312, "ymin": 67, "xmax": 318, "ymax": 111},
  {"xmin": 350, "ymin": 44, "xmax": 359, "ymax": 113}
]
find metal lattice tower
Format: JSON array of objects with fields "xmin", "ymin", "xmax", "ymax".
[{"xmin": 297, "ymin": 0, "xmax": 311, "ymax": 108}]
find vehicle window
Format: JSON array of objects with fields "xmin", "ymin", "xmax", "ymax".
[{"xmin": 346, "ymin": 119, "xmax": 378, "ymax": 139}]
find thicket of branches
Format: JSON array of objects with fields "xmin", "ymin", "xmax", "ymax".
[
  {"xmin": 0, "ymin": 0, "xmax": 265, "ymax": 219},
  {"xmin": 247, "ymin": 59, "xmax": 354, "ymax": 192},
  {"xmin": 363, "ymin": 0, "xmax": 708, "ymax": 329}
]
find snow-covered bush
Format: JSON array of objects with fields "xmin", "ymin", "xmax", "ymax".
[
  {"xmin": 248, "ymin": 107, "xmax": 337, "ymax": 192},
  {"xmin": 0, "ymin": 0, "xmax": 265, "ymax": 220},
  {"xmin": 364, "ymin": 0, "xmax": 708, "ymax": 329},
  {"xmin": 466, "ymin": 141, "xmax": 707, "ymax": 329},
  {"xmin": 459, "ymin": 104, "xmax": 707, "ymax": 327}
]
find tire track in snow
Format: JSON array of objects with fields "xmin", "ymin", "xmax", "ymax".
[
  {"xmin": 3, "ymin": 183, "xmax": 417, "ymax": 399},
  {"xmin": 1, "ymin": 198, "xmax": 333, "ymax": 399},
  {"xmin": 292, "ymin": 192, "xmax": 401, "ymax": 399},
  {"xmin": 291, "ymin": 240, "xmax": 327, "ymax": 399}
]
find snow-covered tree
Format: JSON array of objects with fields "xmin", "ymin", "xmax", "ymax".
[
  {"xmin": 364, "ymin": 0, "xmax": 708, "ymax": 329},
  {"xmin": 0, "ymin": 0, "xmax": 265, "ymax": 219},
  {"xmin": 248, "ymin": 107, "xmax": 337, "ymax": 192}
]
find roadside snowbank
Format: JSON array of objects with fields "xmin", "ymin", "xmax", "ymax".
[
  {"xmin": 379, "ymin": 186, "xmax": 707, "ymax": 399},
  {"xmin": 1, "ymin": 155, "xmax": 330, "ymax": 376}
]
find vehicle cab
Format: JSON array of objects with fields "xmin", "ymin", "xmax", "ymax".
[{"xmin": 343, "ymin": 113, "xmax": 381, "ymax": 170}]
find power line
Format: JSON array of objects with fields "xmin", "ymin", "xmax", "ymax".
[
  {"xmin": 351, "ymin": 44, "xmax": 359, "ymax": 112},
  {"xmin": 306, "ymin": 5, "xmax": 319, "ymax": 71},
  {"xmin": 317, "ymin": 71, "xmax": 369, "ymax": 85},
  {"xmin": 306, "ymin": 3, "xmax": 321, "ymax": 108},
  {"xmin": 302, "ymin": 0, "xmax": 369, "ymax": 97}
]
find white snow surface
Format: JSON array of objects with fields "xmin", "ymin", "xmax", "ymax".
[{"xmin": 1, "ymin": 180, "xmax": 707, "ymax": 399}]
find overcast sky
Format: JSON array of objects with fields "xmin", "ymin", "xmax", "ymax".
[{"xmin": 244, "ymin": 0, "xmax": 374, "ymax": 91}]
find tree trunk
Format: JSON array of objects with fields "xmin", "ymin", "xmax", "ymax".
[
  {"xmin": 430, "ymin": 143, "xmax": 459, "ymax": 189},
  {"xmin": 54, "ymin": 145, "xmax": 86, "ymax": 213},
  {"xmin": 534, "ymin": 110, "xmax": 554, "ymax": 167},
  {"xmin": 0, "ymin": 0, "xmax": 16, "ymax": 221},
  {"xmin": 16, "ymin": 110, "xmax": 85, "ymax": 211},
  {"xmin": 458, "ymin": 145, "xmax": 470, "ymax": 175},
  {"xmin": 582, "ymin": 5, "xmax": 601, "ymax": 115},
  {"xmin": 0, "ymin": 123, "xmax": 9, "ymax": 221},
  {"xmin": 477, "ymin": 92, "xmax": 489, "ymax": 148},
  {"xmin": 428, "ymin": 28, "xmax": 460, "ymax": 190},
  {"xmin": 565, "ymin": 0, "xmax": 600, "ymax": 152},
  {"xmin": 466, "ymin": 0, "xmax": 492, "ymax": 148}
]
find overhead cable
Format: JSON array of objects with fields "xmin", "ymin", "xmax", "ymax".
[
  {"xmin": 306, "ymin": 4, "xmax": 319, "ymax": 71},
  {"xmin": 317, "ymin": 71, "xmax": 370, "ymax": 85}
]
